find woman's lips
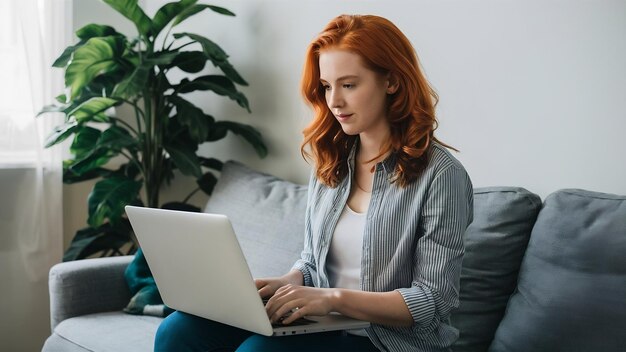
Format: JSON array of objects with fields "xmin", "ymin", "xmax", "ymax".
[{"xmin": 336, "ymin": 113, "xmax": 353, "ymax": 121}]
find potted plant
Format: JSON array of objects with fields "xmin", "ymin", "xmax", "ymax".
[{"xmin": 39, "ymin": 0, "xmax": 266, "ymax": 261}]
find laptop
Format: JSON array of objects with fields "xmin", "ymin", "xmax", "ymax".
[{"xmin": 125, "ymin": 206, "xmax": 370, "ymax": 336}]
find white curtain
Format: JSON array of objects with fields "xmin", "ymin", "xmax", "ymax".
[{"xmin": 0, "ymin": 0, "xmax": 70, "ymax": 350}]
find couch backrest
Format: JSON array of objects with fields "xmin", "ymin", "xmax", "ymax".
[
  {"xmin": 204, "ymin": 161, "xmax": 308, "ymax": 278},
  {"xmin": 450, "ymin": 187, "xmax": 542, "ymax": 352},
  {"xmin": 489, "ymin": 189, "xmax": 626, "ymax": 351},
  {"xmin": 205, "ymin": 164, "xmax": 544, "ymax": 344}
]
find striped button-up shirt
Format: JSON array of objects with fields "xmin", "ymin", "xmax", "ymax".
[{"xmin": 292, "ymin": 141, "xmax": 474, "ymax": 352}]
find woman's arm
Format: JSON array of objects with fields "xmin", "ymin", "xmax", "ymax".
[{"xmin": 265, "ymin": 285, "xmax": 413, "ymax": 326}]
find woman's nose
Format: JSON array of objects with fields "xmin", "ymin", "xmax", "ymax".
[{"xmin": 328, "ymin": 89, "xmax": 343, "ymax": 108}]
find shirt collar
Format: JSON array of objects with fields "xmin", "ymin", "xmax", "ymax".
[{"xmin": 347, "ymin": 138, "xmax": 397, "ymax": 175}]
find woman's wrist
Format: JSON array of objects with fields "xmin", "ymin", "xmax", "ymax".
[
  {"xmin": 281, "ymin": 270, "xmax": 304, "ymax": 286},
  {"xmin": 329, "ymin": 288, "xmax": 344, "ymax": 313}
]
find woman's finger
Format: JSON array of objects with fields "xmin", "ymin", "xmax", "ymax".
[
  {"xmin": 257, "ymin": 285, "xmax": 274, "ymax": 299},
  {"xmin": 271, "ymin": 298, "xmax": 306, "ymax": 324},
  {"xmin": 280, "ymin": 305, "xmax": 307, "ymax": 325}
]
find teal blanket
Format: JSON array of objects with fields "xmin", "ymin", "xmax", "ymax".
[{"xmin": 123, "ymin": 248, "xmax": 174, "ymax": 317}]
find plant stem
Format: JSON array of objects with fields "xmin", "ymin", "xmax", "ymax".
[
  {"xmin": 182, "ymin": 187, "xmax": 201, "ymax": 204},
  {"xmin": 119, "ymin": 151, "xmax": 144, "ymax": 177},
  {"xmin": 170, "ymin": 41, "xmax": 195, "ymax": 52},
  {"xmin": 133, "ymin": 103, "xmax": 143, "ymax": 137},
  {"xmin": 162, "ymin": 25, "xmax": 173, "ymax": 51},
  {"xmin": 109, "ymin": 117, "xmax": 139, "ymax": 136}
]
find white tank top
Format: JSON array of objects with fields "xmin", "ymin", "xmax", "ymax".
[
  {"xmin": 326, "ymin": 204, "xmax": 365, "ymax": 290},
  {"xmin": 326, "ymin": 204, "xmax": 368, "ymax": 336}
]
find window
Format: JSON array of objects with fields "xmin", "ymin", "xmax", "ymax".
[{"xmin": 0, "ymin": 0, "xmax": 41, "ymax": 166}]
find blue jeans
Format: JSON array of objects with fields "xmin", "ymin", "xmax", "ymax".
[{"xmin": 155, "ymin": 311, "xmax": 379, "ymax": 352}]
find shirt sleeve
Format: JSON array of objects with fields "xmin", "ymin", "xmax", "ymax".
[
  {"xmin": 291, "ymin": 172, "xmax": 318, "ymax": 287},
  {"xmin": 396, "ymin": 164, "xmax": 473, "ymax": 332}
]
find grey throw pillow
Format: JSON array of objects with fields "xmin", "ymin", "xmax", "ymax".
[
  {"xmin": 451, "ymin": 187, "xmax": 542, "ymax": 352},
  {"xmin": 489, "ymin": 189, "xmax": 626, "ymax": 351},
  {"xmin": 204, "ymin": 161, "xmax": 308, "ymax": 279}
]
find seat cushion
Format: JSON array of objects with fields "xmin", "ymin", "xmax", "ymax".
[
  {"xmin": 490, "ymin": 189, "xmax": 626, "ymax": 351},
  {"xmin": 451, "ymin": 187, "xmax": 542, "ymax": 352},
  {"xmin": 42, "ymin": 312, "xmax": 162, "ymax": 352},
  {"xmin": 204, "ymin": 161, "xmax": 308, "ymax": 278}
]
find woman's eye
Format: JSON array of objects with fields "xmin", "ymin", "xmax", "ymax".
[
  {"xmin": 343, "ymin": 84, "xmax": 354, "ymax": 89},
  {"xmin": 322, "ymin": 85, "xmax": 331, "ymax": 91}
]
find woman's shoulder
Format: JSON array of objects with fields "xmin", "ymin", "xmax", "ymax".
[{"xmin": 427, "ymin": 141, "xmax": 467, "ymax": 175}]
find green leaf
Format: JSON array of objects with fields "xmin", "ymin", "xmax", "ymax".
[
  {"xmin": 67, "ymin": 125, "xmax": 137, "ymax": 175},
  {"xmin": 173, "ymin": 32, "xmax": 247, "ymax": 85},
  {"xmin": 55, "ymin": 94, "xmax": 67, "ymax": 104},
  {"xmin": 55, "ymin": 24, "xmax": 122, "ymax": 68},
  {"xmin": 63, "ymin": 221, "xmax": 133, "ymax": 261},
  {"xmin": 53, "ymin": 41, "xmax": 85, "ymax": 68},
  {"xmin": 204, "ymin": 5, "xmax": 236, "ymax": 16},
  {"xmin": 214, "ymin": 121, "xmax": 267, "ymax": 157},
  {"xmin": 44, "ymin": 121, "xmax": 78, "ymax": 148},
  {"xmin": 213, "ymin": 60, "xmax": 248, "ymax": 86},
  {"xmin": 65, "ymin": 126, "xmax": 117, "ymax": 174},
  {"xmin": 198, "ymin": 157, "xmax": 223, "ymax": 171},
  {"xmin": 172, "ymin": 4, "xmax": 235, "ymax": 28},
  {"xmin": 76, "ymin": 23, "xmax": 120, "ymax": 40},
  {"xmin": 70, "ymin": 126, "xmax": 101, "ymax": 157},
  {"xmin": 102, "ymin": 0, "xmax": 153, "ymax": 37},
  {"xmin": 173, "ymin": 32, "xmax": 227, "ymax": 61},
  {"xmin": 177, "ymin": 75, "xmax": 250, "ymax": 112},
  {"xmin": 164, "ymin": 143, "xmax": 202, "ymax": 178},
  {"xmin": 69, "ymin": 149, "xmax": 116, "ymax": 176},
  {"xmin": 84, "ymin": 69, "xmax": 127, "ymax": 98},
  {"xmin": 168, "ymin": 95, "xmax": 212, "ymax": 143},
  {"xmin": 112, "ymin": 65, "xmax": 150, "ymax": 99},
  {"xmin": 68, "ymin": 97, "xmax": 119, "ymax": 123},
  {"xmin": 88, "ymin": 177, "xmax": 143, "ymax": 227},
  {"xmin": 65, "ymin": 36, "xmax": 125, "ymax": 99},
  {"xmin": 151, "ymin": 0, "xmax": 197, "ymax": 36},
  {"xmin": 167, "ymin": 51, "xmax": 206, "ymax": 73},
  {"xmin": 205, "ymin": 121, "xmax": 227, "ymax": 141},
  {"xmin": 98, "ymin": 126, "xmax": 138, "ymax": 151},
  {"xmin": 197, "ymin": 171, "xmax": 218, "ymax": 195},
  {"xmin": 145, "ymin": 51, "xmax": 180, "ymax": 66},
  {"xmin": 63, "ymin": 225, "xmax": 107, "ymax": 261},
  {"xmin": 37, "ymin": 103, "xmax": 71, "ymax": 117}
]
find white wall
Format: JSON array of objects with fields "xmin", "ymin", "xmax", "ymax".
[
  {"xmin": 147, "ymin": 0, "xmax": 626, "ymax": 198},
  {"xmin": 65, "ymin": 0, "xmax": 626, "ymax": 242}
]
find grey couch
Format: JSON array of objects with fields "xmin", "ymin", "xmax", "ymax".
[{"xmin": 42, "ymin": 161, "xmax": 626, "ymax": 352}]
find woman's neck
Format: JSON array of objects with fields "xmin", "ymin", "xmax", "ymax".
[{"xmin": 357, "ymin": 128, "xmax": 391, "ymax": 165}]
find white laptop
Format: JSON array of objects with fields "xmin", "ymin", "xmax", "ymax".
[{"xmin": 125, "ymin": 206, "xmax": 370, "ymax": 336}]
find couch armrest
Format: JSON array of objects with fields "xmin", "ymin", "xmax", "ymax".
[{"xmin": 48, "ymin": 256, "xmax": 133, "ymax": 331}]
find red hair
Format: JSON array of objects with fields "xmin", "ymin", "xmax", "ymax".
[{"xmin": 300, "ymin": 14, "xmax": 455, "ymax": 187}]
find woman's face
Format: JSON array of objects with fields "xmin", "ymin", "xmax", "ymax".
[{"xmin": 319, "ymin": 49, "xmax": 392, "ymax": 138}]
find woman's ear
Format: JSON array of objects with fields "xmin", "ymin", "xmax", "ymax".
[{"xmin": 386, "ymin": 73, "xmax": 399, "ymax": 94}]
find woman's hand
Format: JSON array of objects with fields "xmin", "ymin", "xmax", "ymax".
[
  {"xmin": 255, "ymin": 270, "xmax": 305, "ymax": 299},
  {"xmin": 254, "ymin": 277, "xmax": 285, "ymax": 299},
  {"xmin": 264, "ymin": 285, "xmax": 339, "ymax": 325}
]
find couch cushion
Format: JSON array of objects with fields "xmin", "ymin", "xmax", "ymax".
[
  {"xmin": 204, "ymin": 161, "xmax": 308, "ymax": 278},
  {"xmin": 451, "ymin": 187, "xmax": 541, "ymax": 352},
  {"xmin": 490, "ymin": 189, "xmax": 626, "ymax": 351},
  {"xmin": 43, "ymin": 311, "xmax": 162, "ymax": 352}
]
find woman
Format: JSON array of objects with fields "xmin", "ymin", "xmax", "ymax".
[{"xmin": 155, "ymin": 14, "xmax": 473, "ymax": 352}]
